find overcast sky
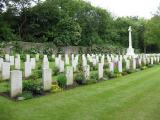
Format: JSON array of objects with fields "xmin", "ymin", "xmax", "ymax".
[{"xmin": 85, "ymin": 0, "xmax": 160, "ymax": 19}]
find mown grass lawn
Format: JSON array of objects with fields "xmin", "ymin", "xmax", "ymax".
[{"xmin": 0, "ymin": 66, "xmax": 160, "ymax": 120}]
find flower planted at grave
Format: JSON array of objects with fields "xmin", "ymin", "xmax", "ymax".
[{"xmin": 51, "ymin": 82, "xmax": 62, "ymax": 93}]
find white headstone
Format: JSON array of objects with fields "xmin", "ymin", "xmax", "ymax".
[
  {"xmin": 65, "ymin": 54, "xmax": 70, "ymax": 65},
  {"xmin": 2, "ymin": 62, "xmax": 10, "ymax": 80},
  {"xmin": 43, "ymin": 61, "xmax": 49, "ymax": 69},
  {"xmin": 10, "ymin": 56, "xmax": 14, "ymax": 66},
  {"xmin": 109, "ymin": 62, "xmax": 114, "ymax": 73},
  {"xmin": 43, "ymin": 55, "xmax": 48, "ymax": 63},
  {"xmin": 151, "ymin": 57, "xmax": 154, "ymax": 65},
  {"xmin": 31, "ymin": 58, "xmax": 36, "ymax": 69},
  {"xmin": 55, "ymin": 57, "xmax": 60, "ymax": 68},
  {"xmin": 83, "ymin": 65, "xmax": 90, "ymax": 80},
  {"xmin": 15, "ymin": 57, "xmax": 21, "ymax": 70},
  {"xmin": 42, "ymin": 69, "xmax": 52, "ymax": 91},
  {"xmin": 5, "ymin": 54, "xmax": 10, "ymax": 62},
  {"xmin": 24, "ymin": 62, "xmax": 31, "ymax": 78},
  {"xmin": 132, "ymin": 59, "xmax": 136, "ymax": 70},
  {"xmin": 138, "ymin": 58, "xmax": 142, "ymax": 67},
  {"xmin": 126, "ymin": 60, "xmax": 130, "ymax": 70},
  {"xmin": 98, "ymin": 63, "xmax": 104, "ymax": 79},
  {"xmin": 118, "ymin": 61, "xmax": 122, "ymax": 73},
  {"xmin": 26, "ymin": 54, "xmax": 30, "ymax": 62},
  {"xmin": 0, "ymin": 58, "xmax": 3, "ymax": 71},
  {"xmin": 59, "ymin": 60, "xmax": 64, "ymax": 73},
  {"xmin": 66, "ymin": 66, "xmax": 73, "ymax": 86},
  {"xmin": 10, "ymin": 70, "xmax": 22, "ymax": 98}
]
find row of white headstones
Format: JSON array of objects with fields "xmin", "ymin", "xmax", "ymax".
[{"xmin": 0, "ymin": 53, "xmax": 160, "ymax": 98}]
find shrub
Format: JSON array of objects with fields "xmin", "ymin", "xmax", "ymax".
[
  {"xmin": 20, "ymin": 54, "xmax": 26, "ymax": 62},
  {"xmin": 103, "ymin": 64, "xmax": 108, "ymax": 69},
  {"xmin": 28, "ymin": 70, "xmax": 42, "ymax": 80},
  {"xmin": 90, "ymin": 72, "xmax": 98, "ymax": 81},
  {"xmin": 116, "ymin": 73, "xmax": 122, "ymax": 77},
  {"xmin": 108, "ymin": 73, "xmax": 117, "ymax": 79},
  {"xmin": 75, "ymin": 73, "xmax": 85, "ymax": 85},
  {"xmin": 57, "ymin": 74, "xmax": 67, "ymax": 88},
  {"xmin": 23, "ymin": 80, "xmax": 43, "ymax": 95},
  {"xmin": 52, "ymin": 67, "xmax": 59, "ymax": 76}
]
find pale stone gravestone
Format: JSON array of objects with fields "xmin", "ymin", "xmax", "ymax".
[
  {"xmin": 93, "ymin": 58, "xmax": 97, "ymax": 66},
  {"xmin": 132, "ymin": 59, "xmax": 136, "ymax": 70},
  {"xmin": 0, "ymin": 58, "xmax": 3, "ymax": 71},
  {"xmin": 24, "ymin": 62, "xmax": 32, "ymax": 78},
  {"xmin": 43, "ymin": 55, "xmax": 48, "ymax": 63},
  {"xmin": 16, "ymin": 54, "xmax": 20, "ymax": 59},
  {"xmin": 83, "ymin": 65, "xmax": 90, "ymax": 80},
  {"xmin": 26, "ymin": 54, "xmax": 30, "ymax": 62},
  {"xmin": 15, "ymin": 57, "xmax": 21, "ymax": 70},
  {"xmin": 151, "ymin": 57, "xmax": 154, "ymax": 65},
  {"xmin": 109, "ymin": 62, "xmax": 114, "ymax": 73},
  {"xmin": 66, "ymin": 66, "xmax": 73, "ymax": 86},
  {"xmin": 118, "ymin": 61, "xmax": 122, "ymax": 73},
  {"xmin": 71, "ymin": 54, "xmax": 74, "ymax": 64},
  {"xmin": 65, "ymin": 54, "xmax": 70, "ymax": 65},
  {"xmin": 96, "ymin": 55, "xmax": 99, "ymax": 63},
  {"xmin": 31, "ymin": 58, "xmax": 36, "ymax": 69},
  {"xmin": 52, "ymin": 54, "xmax": 55, "ymax": 59},
  {"xmin": 10, "ymin": 56, "xmax": 14, "ymax": 66},
  {"xmin": 138, "ymin": 58, "xmax": 142, "ymax": 67},
  {"xmin": 72, "ymin": 61, "xmax": 77, "ymax": 72},
  {"xmin": 98, "ymin": 63, "xmax": 104, "ymax": 79},
  {"xmin": 157, "ymin": 56, "xmax": 160, "ymax": 63},
  {"xmin": 101, "ymin": 55, "xmax": 105, "ymax": 65},
  {"xmin": 126, "ymin": 60, "xmax": 130, "ymax": 70},
  {"xmin": 142, "ymin": 58, "xmax": 146, "ymax": 65},
  {"xmin": 82, "ymin": 57, "xmax": 87, "ymax": 67},
  {"xmin": 10, "ymin": 70, "xmax": 22, "ymax": 98},
  {"xmin": 5, "ymin": 54, "xmax": 10, "ymax": 62},
  {"xmin": 59, "ymin": 60, "xmax": 64, "ymax": 73},
  {"xmin": 2, "ymin": 62, "xmax": 10, "ymax": 80},
  {"xmin": 43, "ymin": 61, "xmax": 49, "ymax": 69},
  {"xmin": 55, "ymin": 57, "xmax": 60, "ymax": 69},
  {"xmin": 42, "ymin": 69, "xmax": 52, "ymax": 91}
]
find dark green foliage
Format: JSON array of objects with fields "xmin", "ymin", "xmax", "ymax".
[
  {"xmin": 108, "ymin": 73, "xmax": 117, "ymax": 79},
  {"xmin": 28, "ymin": 70, "xmax": 42, "ymax": 80},
  {"xmin": 74, "ymin": 73, "xmax": 85, "ymax": 85},
  {"xmin": 23, "ymin": 80, "xmax": 43, "ymax": 95},
  {"xmin": 90, "ymin": 72, "xmax": 98, "ymax": 81},
  {"xmin": 0, "ymin": 0, "xmax": 159, "ymax": 53},
  {"xmin": 57, "ymin": 74, "xmax": 67, "ymax": 88},
  {"xmin": 126, "ymin": 70, "xmax": 136, "ymax": 74},
  {"xmin": 52, "ymin": 67, "xmax": 59, "ymax": 76}
]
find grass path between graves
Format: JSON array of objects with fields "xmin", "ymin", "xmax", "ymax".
[{"xmin": 1, "ymin": 66, "xmax": 160, "ymax": 120}]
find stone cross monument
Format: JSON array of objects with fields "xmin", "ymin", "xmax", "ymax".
[{"xmin": 126, "ymin": 26, "xmax": 135, "ymax": 56}]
